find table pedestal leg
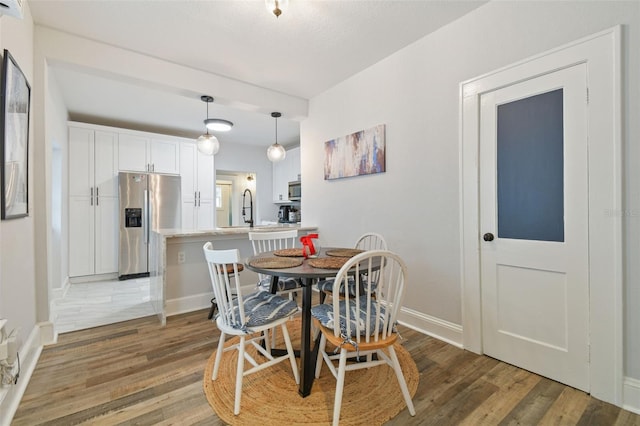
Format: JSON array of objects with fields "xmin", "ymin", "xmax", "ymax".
[{"xmin": 299, "ymin": 277, "xmax": 318, "ymax": 397}]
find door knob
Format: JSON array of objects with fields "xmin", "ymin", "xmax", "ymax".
[{"xmin": 483, "ymin": 233, "xmax": 494, "ymax": 242}]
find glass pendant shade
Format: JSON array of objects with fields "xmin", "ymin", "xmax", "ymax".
[
  {"xmin": 267, "ymin": 143, "xmax": 286, "ymax": 162},
  {"xmin": 197, "ymin": 133, "xmax": 220, "ymax": 156}
]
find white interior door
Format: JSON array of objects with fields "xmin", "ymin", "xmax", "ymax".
[{"xmin": 479, "ymin": 64, "xmax": 589, "ymax": 391}]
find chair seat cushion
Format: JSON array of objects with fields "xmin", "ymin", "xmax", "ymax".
[
  {"xmin": 232, "ymin": 291, "xmax": 298, "ymax": 328},
  {"xmin": 311, "ymin": 299, "xmax": 386, "ymax": 337},
  {"xmin": 316, "ymin": 277, "xmax": 375, "ymax": 297},
  {"xmin": 258, "ymin": 276, "xmax": 302, "ymax": 293}
]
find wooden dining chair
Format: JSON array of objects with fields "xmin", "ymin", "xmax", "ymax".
[
  {"xmin": 203, "ymin": 242, "xmax": 300, "ymax": 415},
  {"xmin": 317, "ymin": 232, "xmax": 388, "ymax": 302},
  {"xmin": 248, "ymin": 229, "xmax": 303, "ymax": 297},
  {"xmin": 311, "ymin": 250, "xmax": 415, "ymax": 425},
  {"xmin": 207, "ymin": 262, "xmax": 243, "ymax": 320}
]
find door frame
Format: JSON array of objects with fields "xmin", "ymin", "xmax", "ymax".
[{"xmin": 459, "ymin": 27, "xmax": 622, "ymax": 405}]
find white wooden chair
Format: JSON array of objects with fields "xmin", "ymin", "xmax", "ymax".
[
  {"xmin": 311, "ymin": 250, "xmax": 415, "ymax": 425},
  {"xmin": 354, "ymin": 232, "xmax": 388, "ymax": 252},
  {"xmin": 203, "ymin": 242, "xmax": 300, "ymax": 415},
  {"xmin": 317, "ymin": 232, "xmax": 387, "ymax": 301},
  {"xmin": 248, "ymin": 229, "xmax": 303, "ymax": 297}
]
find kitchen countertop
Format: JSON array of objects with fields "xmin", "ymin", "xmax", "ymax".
[{"xmin": 154, "ymin": 224, "xmax": 317, "ymax": 238}]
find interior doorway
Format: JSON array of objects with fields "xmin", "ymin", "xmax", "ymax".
[
  {"xmin": 478, "ymin": 64, "xmax": 589, "ymax": 391},
  {"xmin": 216, "ymin": 181, "xmax": 232, "ymax": 227},
  {"xmin": 460, "ymin": 27, "xmax": 621, "ymax": 404}
]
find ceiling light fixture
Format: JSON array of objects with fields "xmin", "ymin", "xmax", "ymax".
[
  {"xmin": 267, "ymin": 112, "xmax": 286, "ymax": 162},
  {"xmin": 205, "ymin": 118, "xmax": 233, "ymax": 132},
  {"xmin": 196, "ymin": 95, "xmax": 220, "ymax": 156},
  {"xmin": 265, "ymin": 0, "xmax": 288, "ymax": 18}
]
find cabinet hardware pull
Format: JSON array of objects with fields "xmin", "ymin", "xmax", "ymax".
[
  {"xmin": 90, "ymin": 187, "xmax": 93, "ymax": 206},
  {"xmin": 96, "ymin": 187, "xmax": 99, "ymax": 206},
  {"xmin": 194, "ymin": 191, "xmax": 197, "ymax": 206}
]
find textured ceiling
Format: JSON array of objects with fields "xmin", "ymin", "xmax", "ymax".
[{"xmin": 29, "ymin": 0, "xmax": 487, "ymax": 146}]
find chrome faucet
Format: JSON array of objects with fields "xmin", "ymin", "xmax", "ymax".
[{"xmin": 242, "ymin": 188, "xmax": 254, "ymax": 228}]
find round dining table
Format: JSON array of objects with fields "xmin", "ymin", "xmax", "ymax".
[{"xmin": 244, "ymin": 247, "xmax": 352, "ymax": 398}]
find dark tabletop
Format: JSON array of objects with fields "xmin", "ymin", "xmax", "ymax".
[{"xmin": 244, "ymin": 247, "xmax": 350, "ymax": 279}]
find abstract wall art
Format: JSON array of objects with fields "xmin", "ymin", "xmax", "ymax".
[{"xmin": 324, "ymin": 124, "xmax": 385, "ymax": 180}]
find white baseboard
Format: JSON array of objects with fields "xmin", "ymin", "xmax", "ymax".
[
  {"xmin": 0, "ymin": 321, "xmax": 52, "ymax": 426},
  {"xmin": 624, "ymin": 377, "xmax": 640, "ymax": 415},
  {"xmin": 165, "ymin": 292, "xmax": 212, "ymax": 317},
  {"xmin": 165, "ymin": 285, "xmax": 256, "ymax": 318},
  {"xmin": 397, "ymin": 306, "xmax": 463, "ymax": 348},
  {"xmin": 69, "ymin": 273, "xmax": 118, "ymax": 284}
]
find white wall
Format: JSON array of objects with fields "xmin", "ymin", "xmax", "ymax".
[
  {"xmin": 301, "ymin": 0, "xmax": 640, "ymax": 380},
  {"xmin": 45, "ymin": 70, "xmax": 69, "ymax": 294},
  {"xmin": 0, "ymin": 2, "xmax": 36, "ymax": 350}
]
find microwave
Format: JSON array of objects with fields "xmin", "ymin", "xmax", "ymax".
[{"xmin": 288, "ymin": 181, "xmax": 301, "ymax": 200}]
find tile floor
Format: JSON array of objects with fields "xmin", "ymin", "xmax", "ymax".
[{"xmin": 52, "ymin": 277, "xmax": 156, "ymax": 334}]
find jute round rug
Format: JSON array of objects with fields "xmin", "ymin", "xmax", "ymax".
[{"xmin": 203, "ymin": 318, "xmax": 419, "ymax": 425}]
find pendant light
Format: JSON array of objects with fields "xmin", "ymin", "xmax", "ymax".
[
  {"xmin": 267, "ymin": 112, "xmax": 286, "ymax": 162},
  {"xmin": 197, "ymin": 95, "xmax": 220, "ymax": 156}
]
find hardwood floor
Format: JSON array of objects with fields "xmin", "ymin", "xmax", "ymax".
[{"xmin": 12, "ymin": 310, "xmax": 640, "ymax": 425}]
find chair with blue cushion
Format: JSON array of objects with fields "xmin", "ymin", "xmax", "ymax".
[
  {"xmin": 317, "ymin": 232, "xmax": 387, "ymax": 302},
  {"xmin": 203, "ymin": 242, "xmax": 300, "ymax": 415},
  {"xmin": 248, "ymin": 229, "xmax": 302, "ymax": 297},
  {"xmin": 311, "ymin": 250, "xmax": 415, "ymax": 425}
]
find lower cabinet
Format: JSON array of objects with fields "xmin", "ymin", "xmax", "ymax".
[
  {"xmin": 181, "ymin": 199, "xmax": 214, "ymax": 230},
  {"xmin": 68, "ymin": 194, "xmax": 118, "ymax": 277}
]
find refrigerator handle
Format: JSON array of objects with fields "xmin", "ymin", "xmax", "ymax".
[
  {"xmin": 144, "ymin": 189, "xmax": 150, "ymax": 245},
  {"xmin": 90, "ymin": 187, "xmax": 93, "ymax": 206}
]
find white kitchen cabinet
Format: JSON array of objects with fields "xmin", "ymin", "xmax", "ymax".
[
  {"xmin": 180, "ymin": 142, "xmax": 215, "ymax": 229},
  {"xmin": 68, "ymin": 126, "xmax": 119, "ymax": 277},
  {"xmin": 118, "ymin": 133, "xmax": 180, "ymax": 174},
  {"xmin": 272, "ymin": 147, "xmax": 301, "ymax": 203}
]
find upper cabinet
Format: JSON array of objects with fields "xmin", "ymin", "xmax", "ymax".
[
  {"xmin": 69, "ymin": 128, "xmax": 119, "ymax": 198},
  {"xmin": 118, "ymin": 133, "xmax": 180, "ymax": 174},
  {"xmin": 272, "ymin": 147, "xmax": 301, "ymax": 203},
  {"xmin": 179, "ymin": 142, "xmax": 215, "ymax": 230}
]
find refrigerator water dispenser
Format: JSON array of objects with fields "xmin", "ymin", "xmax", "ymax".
[{"xmin": 125, "ymin": 208, "xmax": 142, "ymax": 227}]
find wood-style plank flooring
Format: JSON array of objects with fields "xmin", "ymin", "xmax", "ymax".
[{"xmin": 12, "ymin": 310, "xmax": 640, "ymax": 425}]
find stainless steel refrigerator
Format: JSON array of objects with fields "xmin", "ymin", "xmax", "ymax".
[{"xmin": 118, "ymin": 172, "xmax": 181, "ymax": 280}]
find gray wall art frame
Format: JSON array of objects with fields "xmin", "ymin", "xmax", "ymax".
[
  {"xmin": 1, "ymin": 49, "xmax": 30, "ymax": 220},
  {"xmin": 324, "ymin": 124, "xmax": 386, "ymax": 180}
]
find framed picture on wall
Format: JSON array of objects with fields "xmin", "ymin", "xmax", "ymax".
[
  {"xmin": 324, "ymin": 124, "xmax": 386, "ymax": 180},
  {"xmin": 0, "ymin": 49, "xmax": 31, "ymax": 220}
]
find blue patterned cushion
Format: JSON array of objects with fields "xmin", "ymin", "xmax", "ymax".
[
  {"xmin": 229, "ymin": 291, "xmax": 298, "ymax": 329},
  {"xmin": 311, "ymin": 299, "xmax": 386, "ymax": 337},
  {"xmin": 258, "ymin": 276, "xmax": 302, "ymax": 293},
  {"xmin": 316, "ymin": 276, "xmax": 375, "ymax": 297}
]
